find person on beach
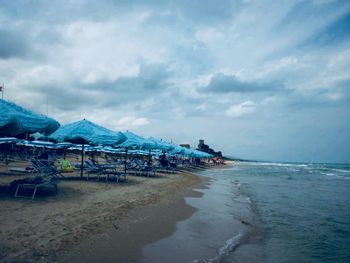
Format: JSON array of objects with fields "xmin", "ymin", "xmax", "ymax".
[{"xmin": 159, "ymin": 152, "xmax": 168, "ymax": 167}]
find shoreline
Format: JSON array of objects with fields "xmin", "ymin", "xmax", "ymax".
[
  {"xmin": 60, "ymin": 178, "xmax": 209, "ymax": 263},
  {"xmin": 0, "ymin": 168, "xmax": 208, "ymax": 263}
]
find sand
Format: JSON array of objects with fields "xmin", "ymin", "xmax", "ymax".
[{"xmin": 0, "ymin": 168, "xmax": 206, "ymax": 263}]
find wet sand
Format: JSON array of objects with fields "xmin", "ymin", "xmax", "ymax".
[
  {"xmin": 0, "ymin": 168, "xmax": 205, "ymax": 263},
  {"xmin": 60, "ymin": 183, "xmax": 206, "ymax": 263}
]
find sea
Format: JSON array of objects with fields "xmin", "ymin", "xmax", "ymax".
[{"xmin": 140, "ymin": 162, "xmax": 350, "ymax": 263}]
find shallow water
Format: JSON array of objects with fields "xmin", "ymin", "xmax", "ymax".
[
  {"xmin": 232, "ymin": 162, "xmax": 350, "ymax": 263},
  {"xmin": 140, "ymin": 162, "xmax": 350, "ymax": 263},
  {"xmin": 140, "ymin": 166, "xmax": 258, "ymax": 263}
]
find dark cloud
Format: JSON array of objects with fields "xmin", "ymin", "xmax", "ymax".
[
  {"xmin": 0, "ymin": 29, "xmax": 29, "ymax": 59},
  {"xmin": 336, "ymin": 78, "xmax": 350, "ymax": 88},
  {"xmin": 299, "ymin": 11, "xmax": 350, "ymax": 48},
  {"xmin": 83, "ymin": 63, "xmax": 171, "ymax": 97},
  {"xmin": 35, "ymin": 84, "xmax": 101, "ymax": 111},
  {"xmin": 276, "ymin": 0, "xmax": 349, "ymax": 32},
  {"xmin": 200, "ymin": 73, "xmax": 284, "ymax": 94},
  {"xmin": 29, "ymin": 63, "xmax": 172, "ymax": 112},
  {"xmin": 0, "ymin": 0, "xmax": 117, "ymax": 24},
  {"xmin": 1, "ymin": 0, "xmax": 242, "ymax": 26}
]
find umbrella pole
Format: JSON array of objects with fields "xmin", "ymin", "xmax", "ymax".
[
  {"xmin": 5, "ymin": 148, "xmax": 8, "ymax": 173},
  {"xmin": 80, "ymin": 143, "xmax": 85, "ymax": 179},
  {"xmin": 124, "ymin": 147, "xmax": 128, "ymax": 175}
]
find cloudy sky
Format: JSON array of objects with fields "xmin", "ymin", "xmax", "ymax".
[{"xmin": 1, "ymin": 0, "xmax": 350, "ymax": 163}]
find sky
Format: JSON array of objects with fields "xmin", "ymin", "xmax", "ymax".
[{"xmin": 0, "ymin": 0, "xmax": 350, "ymax": 163}]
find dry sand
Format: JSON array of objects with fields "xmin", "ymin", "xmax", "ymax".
[{"xmin": 0, "ymin": 168, "xmax": 206, "ymax": 263}]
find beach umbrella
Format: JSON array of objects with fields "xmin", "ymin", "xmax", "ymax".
[
  {"xmin": 0, "ymin": 99, "xmax": 60, "ymax": 138},
  {"xmin": 148, "ymin": 137, "xmax": 176, "ymax": 152},
  {"xmin": 117, "ymin": 132, "xmax": 156, "ymax": 172},
  {"xmin": 49, "ymin": 119, "xmax": 127, "ymax": 178},
  {"xmin": 118, "ymin": 131, "xmax": 155, "ymax": 150}
]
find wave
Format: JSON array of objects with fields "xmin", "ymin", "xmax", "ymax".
[
  {"xmin": 244, "ymin": 161, "xmax": 308, "ymax": 168},
  {"xmin": 330, "ymin": 168, "xmax": 350, "ymax": 174},
  {"xmin": 191, "ymin": 232, "xmax": 244, "ymax": 263},
  {"xmin": 242, "ymin": 162, "xmax": 350, "ymax": 177},
  {"xmin": 322, "ymin": 173, "xmax": 350, "ymax": 180}
]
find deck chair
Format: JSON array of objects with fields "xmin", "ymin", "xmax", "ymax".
[
  {"xmin": 11, "ymin": 176, "xmax": 59, "ymax": 200},
  {"xmin": 135, "ymin": 161, "xmax": 156, "ymax": 177},
  {"xmin": 31, "ymin": 158, "xmax": 63, "ymax": 178},
  {"xmin": 85, "ymin": 160, "xmax": 126, "ymax": 182}
]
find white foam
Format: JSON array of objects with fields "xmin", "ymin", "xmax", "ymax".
[
  {"xmin": 191, "ymin": 232, "xmax": 244, "ymax": 263},
  {"xmin": 321, "ymin": 172, "xmax": 350, "ymax": 180},
  {"xmin": 245, "ymin": 197, "xmax": 252, "ymax": 204},
  {"xmin": 321, "ymin": 172, "xmax": 335, "ymax": 176},
  {"xmin": 244, "ymin": 162, "xmax": 308, "ymax": 168},
  {"xmin": 331, "ymin": 168, "xmax": 350, "ymax": 173}
]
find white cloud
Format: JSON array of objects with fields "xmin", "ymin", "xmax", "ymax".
[
  {"xmin": 225, "ymin": 101, "xmax": 256, "ymax": 118},
  {"xmin": 117, "ymin": 116, "xmax": 150, "ymax": 130},
  {"xmin": 261, "ymin": 96, "xmax": 277, "ymax": 105},
  {"xmin": 195, "ymin": 104, "xmax": 207, "ymax": 111},
  {"xmin": 195, "ymin": 28, "xmax": 224, "ymax": 44},
  {"xmin": 323, "ymin": 92, "xmax": 343, "ymax": 101}
]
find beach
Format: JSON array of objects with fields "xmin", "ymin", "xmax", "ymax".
[
  {"xmin": 0, "ymin": 167, "xmax": 206, "ymax": 263},
  {"xmin": 2, "ymin": 160, "xmax": 348, "ymax": 263}
]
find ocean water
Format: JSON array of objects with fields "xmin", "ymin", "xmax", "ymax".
[{"xmin": 140, "ymin": 162, "xmax": 350, "ymax": 263}]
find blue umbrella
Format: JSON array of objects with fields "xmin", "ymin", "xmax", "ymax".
[
  {"xmin": 49, "ymin": 119, "xmax": 126, "ymax": 178},
  {"xmin": 118, "ymin": 131, "xmax": 157, "ymax": 172},
  {"xmin": 118, "ymin": 131, "xmax": 155, "ymax": 150},
  {"xmin": 0, "ymin": 99, "xmax": 60, "ymax": 137},
  {"xmin": 148, "ymin": 137, "xmax": 175, "ymax": 152},
  {"xmin": 49, "ymin": 119, "xmax": 126, "ymax": 145}
]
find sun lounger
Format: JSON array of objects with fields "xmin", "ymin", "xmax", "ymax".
[
  {"xmin": 85, "ymin": 160, "xmax": 126, "ymax": 182},
  {"xmin": 153, "ymin": 160, "xmax": 176, "ymax": 174},
  {"xmin": 136, "ymin": 163, "xmax": 156, "ymax": 177},
  {"xmin": 8, "ymin": 167, "xmax": 34, "ymax": 173},
  {"xmin": 31, "ymin": 158, "xmax": 63, "ymax": 178},
  {"xmin": 128, "ymin": 159, "xmax": 156, "ymax": 177},
  {"xmin": 11, "ymin": 176, "xmax": 59, "ymax": 200}
]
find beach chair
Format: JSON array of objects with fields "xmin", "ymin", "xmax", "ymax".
[
  {"xmin": 31, "ymin": 158, "xmax": 63, "ymax": 178},
  {"xmin": 136, "ymin": 161, "xmax": 156, "ymax": 177},
  {"xmin": 85, "ymin": 160, "xmax": 106, "ymax": 180},
  {"xmin": 85, "ymin": 160, "xmax": 126, "ymax": 182},
  {"xmin": 153, "ymin": 160, "xmax": 175, "ymax": 174},
  {"xmin": 11, "ymin": 176, "xmax": 59, "ymax": 200}
]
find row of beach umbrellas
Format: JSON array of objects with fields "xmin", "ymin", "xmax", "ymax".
[{"xmin": 1, "ymin": 99, "xmax": 213, "ymax": 176}]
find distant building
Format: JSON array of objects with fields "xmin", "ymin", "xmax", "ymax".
[
  {"xmin": 180, "ymin": 144, "xmax": 190, "ymax": 149},
  {"xmin": 197, "ymin": 139, "xmax": 222, "ymax": 157}
]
